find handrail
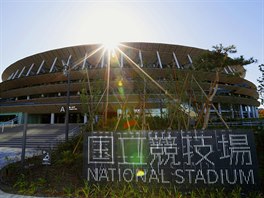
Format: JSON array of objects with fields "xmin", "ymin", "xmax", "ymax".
[
  {"xmin": 54, "ymin": 125, "xmax": 80, "ymax": 142},
  {"xmin": 0, "ymin": 117, "xmax": 18, "ymax": 132},
  {"xmin": 209, "ymin": 120, "xmax": 264, "ymax": 127}
]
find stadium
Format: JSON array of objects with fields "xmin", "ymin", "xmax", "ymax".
[{"xmin": 0, "ymin": 42, "xmax": 259, "ymax": 126}]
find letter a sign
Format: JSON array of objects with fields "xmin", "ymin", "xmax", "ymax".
[{"xmin": 60, "ymin": 106, "xmax": 65, "ymax": 112}]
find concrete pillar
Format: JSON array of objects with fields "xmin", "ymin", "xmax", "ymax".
[
  {"xmin": 84, "ymin": 113, "xmax": 88, "ymax": 124},
  {"xmin": 256, "ymin": 107, "xmax": 259, "ymax": 118},
  {"xmin": 253, "ymin": 106, "xmax": 258, "ymax": 118},
  {"xmin": 139, "ymin": 50, "xmax": 143, "ymax": 67},
  {"xmin": 82, "ymin": 54, "xmax": 87, "ymax": 70},
  {"xmin": 26, "ymin": 63, "xmax": 34, "ymax": 76},
  {"xmin": 240, "ymin": 104, "xmax": 244, "ymax": 119},
  {"xmin": 230, "ymin": 104, "xmax": 234, "ymax": 119},
  {"xmin": 247, "ymin": 106, "xmax": 251, "ymax": 118},
  {"xmin": 251, "ymin": 106, "xmax": 255, "ymax": 118},
  {"xmin": 218, "ymin": 103, "xmax": 222, "ymax": 115},
  {"xmin": 18, "ymin": 113, "xmax": 23, "ymax": 124},
  {"xmin": 50, "ymin": 113, "xmax": 55, "ymax": 124},
  {"xmin": 120, "ymin": 53, "xmax": 124, "ymax": 68},
  {"xmin": 101, "ymin": 52, "xmax": 105, "ymax": 68},
  {"xmin": 156, "ymin": 51, "xmax": 163, "ymax": 68},
  {"xmin": 173, "ymin": 52, "xmax": 181, "ymax": 69}
]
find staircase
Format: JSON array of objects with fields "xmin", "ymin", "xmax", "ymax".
[{"xmin": 0, "ymin": 124, "xmax": 80, "ymax": 150}]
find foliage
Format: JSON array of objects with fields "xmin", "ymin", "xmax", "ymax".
[
  {"xmin": 13, "ymin": 174, "xmax": 47, "ymax": 195},
  {"xmin": 258, "ymin": 64, "xmax": 264, "ymax": 106},
  {"xmin": 79, "ymin": 72, "xmax": 103, "ymax": 131},
  {"xmin": 231, "ymin": 186, "xmax": 242, "ymax": 198},
  {"xmin": 13, "ymin": 174, "xmax": 28, "ymax": 194},
  {"xmin": 55, "ymin": 150, "xmax": 78, "ymax": 165},
  {"xmin": 11, "ymin": 181, "xmax": 264, "ymax": 197},
  {"xmin": 1, "ymin": 131, "xmax": 264, "ymax": 197},
  {"xmin": 80, "ymin": 180, "xmax": 91, "ymax": 198},
  {"xmin": 193, "ymin": 44, "xmax": 256, "ymax": 129},
  {"xmin": 63, "ymin": 185, "xmax": 74, "ymax": 197},
  {"xmin": 259, "ymin": 109, "xmax": 264, "ymax": 118},
  {"xmin": 194, "ymin": 44, "xmax": 256, "ymax": 72},
  {"xmin": 54, "ymin": 135, "xmax": 83, "ymax": 167}
]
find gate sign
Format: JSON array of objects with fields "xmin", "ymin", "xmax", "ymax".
[
  {"xmin": 83, "ymin": 130, "xmax": 259, "ymax": 191},
  {"xmin": 42, "ymin": 151, "xmax": 51, "ymax": 165}
]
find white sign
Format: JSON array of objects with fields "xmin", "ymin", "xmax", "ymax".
[
  {"xmin": 42, "ymin": 151, "xmax": 51, "ymax": 165},
  {"xmin": 60, "ymin": 106, "xmax": 65, "ymax": 112},
  {"xmin": 84, "ymin": 130, "xmax": 259, "ymax": 191},
  {"xmin": 60, "ymin": 106, "xmax": 78, "ymax": 112},
  {"xmin": 69, "ymin": 106, "xmax": 78, "ymax": 111}
]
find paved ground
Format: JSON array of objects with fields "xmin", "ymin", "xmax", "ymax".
[
  {"xmin": 0, "ymin": 147, "xmax": 55, "ymax": 198},
  {"xmin": 0, "ymin": 149, "xmax": 55, "ymax": 198},
  {"xmin": 0, "ymin": 124, "xmax": 79, "ymax": 198},
  {"xmin": 0, "ymin": 189, "xmax": 54, "ymax": 198},
  {"xmin": 0, "ymin": 147, "xmax": 40, "ymax": 169}
]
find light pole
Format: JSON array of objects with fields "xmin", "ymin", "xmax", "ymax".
[
  {"xmin": 21, "ymin": 112, "xmax": 28, "ymax": 166},
  {"xmin": 62, "ymin": 60, "xmax": 70, "ymax": 142}
]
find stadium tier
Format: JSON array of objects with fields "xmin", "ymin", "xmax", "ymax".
[{"xmin": 0, "ymin": 42, "xmax": 259, "ymax": 124}]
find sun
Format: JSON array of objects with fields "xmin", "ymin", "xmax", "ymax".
[
  {"xmin": 102, "ymin": 41, "xmax": 119, "ymax": 58},
  {"xmin": 102, "ymin": 41, "xmax": 119, "ymax": 51},
  {"xmin": 78, "ymin": 4, "xmax": 149, "ymax": 48}
]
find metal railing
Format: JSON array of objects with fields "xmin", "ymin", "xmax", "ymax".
[
  {"xmin": 0, "ymin": 117, "xmax": 18, "ymax": 132},
  {"xmin": 54, "ymin": 125, "xmax": 80, "ymax": 143},
  {"xmin": 209, "ymin": 120, "xmax": 264, "ymax": 127}
]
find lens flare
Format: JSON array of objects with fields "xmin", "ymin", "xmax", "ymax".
[
  {"xmin": 136, "ymin": 169, "xmax": 145, "ymax": 177},
  {"xmin": 118, "ymin": 80, "xmax": 123, "ymax": 87},
  {"xmin": 103, "ymin": 41, "xmax": 119, "ymax": 51}
]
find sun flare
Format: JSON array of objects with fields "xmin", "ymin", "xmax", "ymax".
[
  {"xmin": 102, "ymin": 41, "xmax": 119, "ymax": 58},
  {"xmin": 77, "ymin": 4, "xmax": 150, "ymax": 48},
  {"xmin": 102, "ymin": 41, "xmax": 119, "ymax": 50}
]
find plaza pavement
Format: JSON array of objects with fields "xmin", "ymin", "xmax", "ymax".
[
  {"xmin": 0, "ymin": 124, "xmax": 79, "ymax": 198},
  {"xmin": 0, "ymin": 147, "xmax": 55, "ymax": 198},
  {"xmin": 0, "ymin": 189, "xmax": 55, "ymax": 198}
]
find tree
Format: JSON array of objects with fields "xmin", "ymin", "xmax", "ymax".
[
  {"xmin": 193, "ymin": 44, "xmax": 256, "ymax": 129},
  {"xmin": 257, "ymin": 64, "xmax": 264, "ymax": 106}
]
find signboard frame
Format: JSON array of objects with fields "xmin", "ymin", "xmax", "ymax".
[{"xmin": 83, "ymin": 130, "xmax": 260, "ymax": 192}]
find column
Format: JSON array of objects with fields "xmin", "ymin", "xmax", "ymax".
[
  {"xmin": 240, "ymin": 104, "xmax": 244, "ymax": 119},
  {"xmin": 247, "ymin": 106, "xmax": 251, "ymax": 118},
  {"xmin": 18, "ymin": 67, "xmax": 26, "ymax": 78},
  {"xmin": 84, "ymin": 113, "xmax": 88, "ymax": 124},
  {"xmin": 37, "ymin": 60, "xmax": 45, "ymax": 75},
  {"xmin": 120, "ymin": 53, "xmax": 124, "ymax": 68},
  {"xmin": 253, "ymin": 106, "xmax": 258, "ymax": 118},
  {"xmin": 7, "ymin": 72, "xmax": 14, "ymax": 80},
  {"xmin": 187, "ymin": 54, "xmax": 193, "ymax": 64},
  {"xmin": 12, "ymin": 69, "xmax": 19, "ymax": 79},
  {"xmin": 17, "ymin": 113, "xmax": 23, "ymax": 124},
  {"xmin": 255, "ymin": 106, "xmax": 258, "ymax": 118},
  {"xmin": 101, "ymin": 52, "xmax": 105, "ymax": 68},
  {"xmin": 156, "ymin": 51, "xmax": 162, "ymax": 68},
  {"xmin": 230, "ymin": 104, "xmax": 234, "ymax": 119},
  {"xmin": 50, "ymin": 57, "xmax": 58, "ymax": 72},
  {"xmin": 173, "ymin": 52, "xmax": 181, "ymax": 69},
  {"xmin": 81, "ymin": 54, "xmax": 87, "ymax": 70},
  {"xmin": 139, "ymin": 50, "xmax": 143, "ymax": 67},
  {"xmin": 256, "ymin": 107, "xmax": 259, "ymax": 118},
  {"xmin": 26, "ymin": 63, "xmax": 34, "ymax": 76},
  {"xmin": 218, "ymin": 103, "xmax": 222, "ymax": 115},
  {"xmin": 50, "ymin": 113, "xmax": 55, "ymax": 124},
  {"xmin": 251, "ymin": 106, "xmax": 255, "ymax": 118}
]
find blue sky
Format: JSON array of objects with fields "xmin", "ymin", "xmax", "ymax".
[{"xmin": 0, "ymin": 0, "xmax": 263, "ymax": 86}]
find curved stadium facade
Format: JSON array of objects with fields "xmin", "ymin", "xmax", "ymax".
[{"xmin": 0, "ymin": 42, "xmax": 259, "ymax": 125}]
